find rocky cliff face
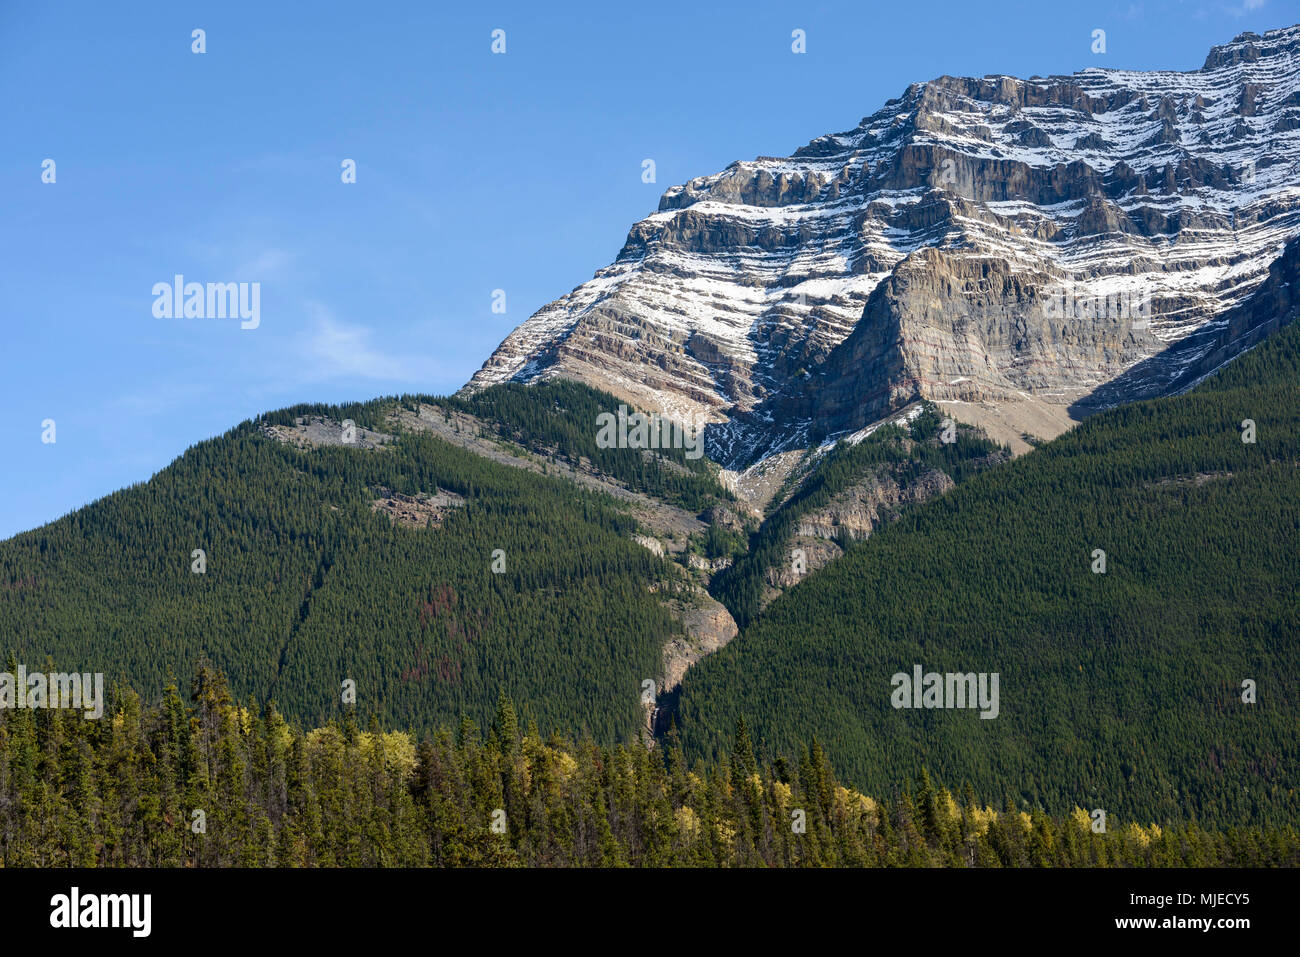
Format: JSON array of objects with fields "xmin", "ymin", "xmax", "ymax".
[
  {"xmin": 466, "ymin": 25, "xmax": 1300, "ymax": 469},
  {"xmin": 766, "ymin": 466, "xmax": 955, "ymax": 587}
]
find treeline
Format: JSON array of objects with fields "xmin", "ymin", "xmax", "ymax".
[
  {"xmin": 0, "ymin": 393, "xmax": 689, "ymax": 744},
  {"xmin": 436, "ymin": 379, "xmax": 731, "ymax": 511},
  {"xmin": 712, "ymin": 405, "xmax": 1007, "ymax": 626},
  {"xmin": 2, "ymin": 667, "xmax": 1295, "ymax": 868},
  {"xmin": 676, "ymin": 320, "xmax": 1300, "ymax": 827}
]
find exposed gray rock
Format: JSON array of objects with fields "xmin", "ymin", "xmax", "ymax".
[{"xmin": 465, "ymin": 24, "xmax": 1300, "ymax": 473}]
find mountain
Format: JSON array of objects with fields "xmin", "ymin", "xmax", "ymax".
[
  {"xmin": 674, "ymin": 307, "xmax": 1300, "ymax": 827},
  {"xmin": 0, "ymin": 382, "xmax": 737, "ymax": 742},
  {"xmin": 4, "ymin": 23, "xmax": 1300, "ymax": 840},
  {"xmin": 466, "ymin": 25, "xmax": 1300, "ymax": 472}
]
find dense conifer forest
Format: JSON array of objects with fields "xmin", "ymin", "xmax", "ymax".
[
  {"xmin": 0, "ymin": 387, "xmax": 701, "ymax": 743},
  {"xmin": 2, "ymin": 666, "xmax": 1295, "ymax": 867},
  {"xmin": 677, "ymin": 321, "xmax": 1300, "ymax": 827}
]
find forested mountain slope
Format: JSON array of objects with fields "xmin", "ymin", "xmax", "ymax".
[
  {"xmin": 711, "ymin": 405, "xmax": 1009, "ymax": 627},
  {"xmin": 0, "ymin": 383, "xmax": 732, "ymax": 742},
  {"xmin": 675, "ymin": 318, "xmax": 1300, "ymax": 827}
]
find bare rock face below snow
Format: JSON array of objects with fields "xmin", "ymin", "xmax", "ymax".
[{"xmin": 465, "ymin": 25, "xmax": 1300, "ymax": 471}]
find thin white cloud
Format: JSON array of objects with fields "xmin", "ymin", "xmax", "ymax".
[
  {"xmin": 237, "ymin": 248, "xmax": 294, "ymax": 279},
  {"xmin": 301, "ymin": 303, "xmax": 447, "ymax": 383}
]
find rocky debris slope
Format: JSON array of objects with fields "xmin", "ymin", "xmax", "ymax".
[
  {"xmin": 369, "ymin": 487, "xmax": 465, "ymax": 528},
  {"xmin": 388, "ymin": 402, "xmax": 706, "ymax": 550},
  {"xmin": 466, "ymin": 25, "xmax": 1300, "ymax": 470},
  {"xmin": 260, "ymin": 415, "xmax": 393, "ymax": 450}
]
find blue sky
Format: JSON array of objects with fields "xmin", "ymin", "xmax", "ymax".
[{"xmin": 0, "ymin": 0, "xmax": 1291, "ymax": 538}]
